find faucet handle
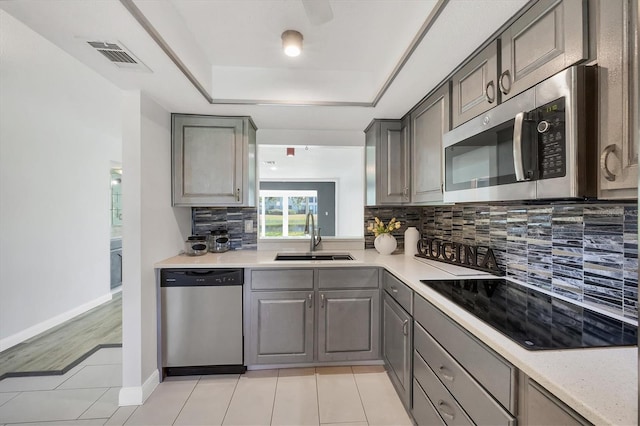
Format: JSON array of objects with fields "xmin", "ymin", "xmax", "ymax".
[{"xmin": 314, "ymin": 227, "xmax": 322, "ymax": 248}]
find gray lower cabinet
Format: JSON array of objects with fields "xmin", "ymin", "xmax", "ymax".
[
  {"xmin": 172, "ymin": 114, "xmax": 256, "ymax": 206},
  {"xmin": 250, "ymin": 291, "xmax": 314, "ymax": 364},
  {"xmin": 412, "ymin": 379, "xmax": 446, "ymax": 425},
  {"xmin": 518, "ymin": 372, "xmax": 590, "ymax": 425},
  {"xmin": 412, "ymin": 294, "xmax": 516, "ymax": 426},
  {"xmin": 248, "ymin": 267, "xmax": 380, "ymax": 366},
  {"xmin": 382, "ymin": 292, "xmax": 412, "ymax": 409},
  {"xmin": 318, "ymin": 289, "xmax": 380, "ymax": 361}
]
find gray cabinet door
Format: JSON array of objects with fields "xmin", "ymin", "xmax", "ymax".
[
  {"xmin": 172, "ymin": 114, "xmax": 256, "ymax": 206},
  {"xmin": 250, "ymin": 291, "xmax": 314, "ymax": 364},
  {"xmin": 500, "ymin": 0, "xmax": 587, "ymax": 102},
  {"xmin": 382, "ymin": 293, "xmax": 411, "ymax": 409},
  {"xmin": 518, "ymin": 372, "xmax": 590, "ymax": 425},
  {"xmin": 597, "ymin": 0, "xmax": 639, "ymax": 199},
  {"xmin": 410, "ymin": 84, "xmax": 449, "ymax": 203},
  {"xmin": 451, "ymin": 41, "xmax": 499, "ymax": 128},
  {"xmin": 317, "ymin": 289, "xmax": 380, "ymax": 362},
  {"xmin": 364, "ymin": 120, "xmax": 407, "ymax": 205}
]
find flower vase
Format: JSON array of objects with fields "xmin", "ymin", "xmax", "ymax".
[{"xmin": 374, "ymin": 233, "xmax": 397, "ymax": 255}]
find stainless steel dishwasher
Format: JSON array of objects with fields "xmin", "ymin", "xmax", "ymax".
[{"xmin": 160, "ymin": 269, "xmax": 245, "ymax": 377}]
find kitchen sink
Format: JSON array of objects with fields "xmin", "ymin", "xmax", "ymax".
[{"xmin": 274, "ymin": 252, "xmax": 354, "ymax": 261}]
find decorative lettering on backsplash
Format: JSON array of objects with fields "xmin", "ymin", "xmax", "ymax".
[{"xmin": 416, "ymin": 238, "xmax": 503, "ymax": 275}]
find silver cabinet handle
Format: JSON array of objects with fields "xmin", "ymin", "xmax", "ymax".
[
  {"xmin": 402, "ymin": 319, "xmax": 409, "ymax": 336},
  {"xmin": 600, "ymin": 144, "xmax": 618, "ymax": 182},
  {"xmin": 485, "ymin": 80, "xmax": 495, "ymax": 103},
  {"xmin": 320, "ymin": 293, "xmax": 325, "ymax": 308},
  {"xmin": 236, "ymin": 188, "xmax": 241, "ymax": 202},
  {"xmin": 437, "ymin": 400, "xmax": 455, "ymax": 420},
  {"xmin": 307, "ymin": 293, "xmax": 313, "ymax": 308},
  {"xmin": 513, "ymin": 111, "xmax": 527, "ymax": 181},
  {"xmin": 390, "ymin": 286, "xmax": 398, "ymax": 294},
  {"xmin": 438, "ymin": 365, "xmax": 454, "ymax": 382},
  {"xmin": 499, "ymin": 70, "xmax": 511, "ymax": 95}
]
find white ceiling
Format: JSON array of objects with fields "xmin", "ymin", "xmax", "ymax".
[{"xmin": 0, "ymin": 0, "xmax": 529, "ymax": 131}]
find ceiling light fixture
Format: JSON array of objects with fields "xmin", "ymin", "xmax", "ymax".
[
  {"xmin": 286, "ymin": 147, "xmax": 296, "ymax": 157},
  {"xmin": 281, "ymin": 30, "xmax": 303, "ymax": 57}
]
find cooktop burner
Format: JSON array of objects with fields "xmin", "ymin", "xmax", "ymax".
[{"xmin": 419, "ymin": 278, "xmax": 637, "ymax": 350}]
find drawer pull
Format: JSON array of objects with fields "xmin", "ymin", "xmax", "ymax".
[
  {"xmin": 438, "ymin": 365, "xmax": 454, "ymax": 382},
  {"xmin": 390, "ymin": 286, "xmax": 398, "ymax": 293},
  {"xmin": 402, "ymin": 319, "xmax": 409, "ymax": 336},
  {"xmin": 437, "ymin": 400, "xmax": 455, "ymax": 420}
]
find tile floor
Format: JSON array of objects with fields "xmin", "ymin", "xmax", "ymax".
[{"xmin": 0, "ymin": 348, "xmax": 413, "ymax": 426}]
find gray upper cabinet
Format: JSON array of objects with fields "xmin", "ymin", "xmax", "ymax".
[
  {"xmin": 365, "ymin": 119, "xmax": 409, "ymax": 205},
  {"xmin": 518, "ymin": 372, "xmax": 590, "ymax": 425},
  {"xmin": 318, "ymin": 289, "xmax": 380, "ymax": 362},
  {"xmin": 410, "ymin": 84, "xmax": 450, "ymax": 203},
  {"xmin": 451, "ymin": 41, "xmax": 499, "ymax": 128},
  {"xmin": 172, "ymin": 114, "xmax": 256, "ymax": 206},
  {"xmin": 596, "ymin": 0, "xmax": 639, "ymax": 199},
  {"xmin": 499, "ymin": 0, "xmax": 588, "ymax": 102}
]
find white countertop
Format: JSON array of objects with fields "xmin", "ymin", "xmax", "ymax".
[{"xmin": 156, "ymin": 249, "xmax": 638, "ymax": 425}]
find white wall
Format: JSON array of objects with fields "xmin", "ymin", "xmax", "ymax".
[
  {"xmin": 120, "ymin": 91, "xmax": 190, "ymax": 405},
  {"xmin": 0, "ymin": 11, "xmax": 122, "ymax": 348}
]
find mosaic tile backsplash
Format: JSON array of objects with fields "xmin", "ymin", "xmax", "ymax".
[
  {"xmin": 365, "ymin": 203, "xmax": 638, "ymax": 321},
  {"xmin": 192, "ymin": 207, "xmax": 257, "ymax": 250}
]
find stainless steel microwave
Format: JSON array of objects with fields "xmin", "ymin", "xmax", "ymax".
[{"xmin": 443, "ymin": 65, "xmax": 597, "ymax": 203}]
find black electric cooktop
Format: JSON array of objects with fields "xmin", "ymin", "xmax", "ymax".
[{"xmin": 419, "ymin": 278, "xmax": 637, "ymax": 350}]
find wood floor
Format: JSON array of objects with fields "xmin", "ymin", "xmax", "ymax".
[{"xmin": 0, "ymin": 292, "xmax": 122, "ymax": 379}]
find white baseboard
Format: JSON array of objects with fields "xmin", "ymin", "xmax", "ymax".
[
  {"xmin": 0, "ymin": 293, "xmax": 113, "ymax": 352},
  {"xmin": 119, "ymin": 369, "xmax": 159, "ymax": 406}
]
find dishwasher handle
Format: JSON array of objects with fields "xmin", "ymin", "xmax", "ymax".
[{"xmin": 161, "ymin": 269, "xmax": 244, "ymax": 287}]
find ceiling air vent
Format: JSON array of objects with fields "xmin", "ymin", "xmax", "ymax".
[{"xmin": 87, "ymin": 41, "xmax": 151, "ymax": 72}]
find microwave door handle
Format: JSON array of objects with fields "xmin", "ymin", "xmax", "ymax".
[{"xmin": 513, "ymin": 112, "xmax": 527, "ymax": 181}]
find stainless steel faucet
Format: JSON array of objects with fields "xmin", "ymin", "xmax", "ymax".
[{"xmin": 304, "ymin": 212, "xmax": 322, "ymax": 251}]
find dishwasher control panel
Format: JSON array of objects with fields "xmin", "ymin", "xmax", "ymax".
[{"xmin": 160, "ymin": 269, "xmax": 244, "ymax": 287}]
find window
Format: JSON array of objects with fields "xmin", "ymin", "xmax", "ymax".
[{"xmin": 259, "ymin": 190, "xmax": 318, "ymax": 237}]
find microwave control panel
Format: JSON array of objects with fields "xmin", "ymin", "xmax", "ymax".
[{"xmin": 536, "ymin": 98, "xmax": 566, "ymax": 179}]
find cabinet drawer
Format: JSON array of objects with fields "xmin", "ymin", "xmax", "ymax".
[
  {"xmin": 414, "ymin": 322, "xmax": 516, "ymax": 425},
  {"xmin": 413, "ymin": 350, "xmax": 474, "ymax": 426},
  {"xmin": 318, "ymin": 268, "xmax": 379, "ymax": 289},
  {"xmin": 412, "ymin": 379, "xmax": 445, "ymax": 426},
  {"xmin": 251, "ymin": 269, "xmax": 313, "ymax": 290},
  {"xmin": 414, "ymin": 295, "xmax": 516, "ymax": 411},
  {"xmin": 382, "ymin": 271, "xmax": 413, "ymax": 314}
]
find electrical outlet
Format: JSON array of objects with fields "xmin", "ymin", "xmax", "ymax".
[{"xmin": 244, "ymin": 219, "xmax": 253, "ymax": 233}]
